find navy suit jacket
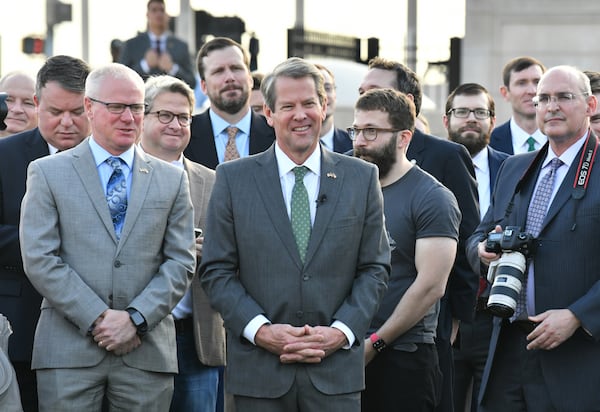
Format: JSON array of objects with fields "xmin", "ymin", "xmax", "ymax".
[
  {"xmin": 184, "ymin": 110, "xmax": 275, "ymax": 170},
  {"xmin": 332, "ymin": 127, "xmax": 353, "ymax": 154},
  {"xmin": 490, "ymin": 120, "xmax": 514, "ymax": 155},
  {"xmin": 119, "ymin": 32, "xmax": 196, "ymax": 89},
  {"xmin": 487, "ymin": 146, "xmax": 510, "ymax": 195},
  {"xmin": 0, "ymin": 129, "xmax": 49, "ymax": 361},
  {"xmin": 407, "ymin": 130, "xmax": 480, "ymax": 340},
  {"xmin": 468, "ymin": 137, "xmax": 600, "ymax": 411}
]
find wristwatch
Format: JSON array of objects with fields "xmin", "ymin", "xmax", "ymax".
[
  {"xmin": 125, "ymin": 308, "xmax": 148, "ymax": 337},
  {"xmin": 369, "ymin": 332, "xmax": 387, "ymax": 353}
]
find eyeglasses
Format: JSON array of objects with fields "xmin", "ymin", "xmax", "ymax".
[
  {"xmin": 447, "ymin": 108, "xmax": 492, "ymax": 119},
  {"xmin": 88, "ymin": 97, "xmax": 146, "ymax": 114},
  {"xmin": 532, "ymin": 92, "xmax": 589, "ymax": 107},
  {"xmin": 147, "ymin": 110, "xmax": 192, "ymax": 126},
  {"xmin": 347, "ymin": 127, "xmax": 400, "ymax": 141}
]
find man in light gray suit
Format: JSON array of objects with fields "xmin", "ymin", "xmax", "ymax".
[
  {"xmin": 19, "ymin": 63, "xmax": 196, "ymax": 411},
  {"xmin": 139, "ymin": 75, "xmax": 224, "ymax": 412},
  {"xmin": 200, "ymin": 57, "xmax": 391, "ymax": 412}
]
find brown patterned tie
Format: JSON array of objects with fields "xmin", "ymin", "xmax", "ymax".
[{"xmin": 224, "ymin": 126, "xmax": 240, "ymax": 162}]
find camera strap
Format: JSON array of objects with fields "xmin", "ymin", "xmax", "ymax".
[
  {"xmin": 571, "ymin": 131, "xmax": 599, "ymax": 199},
  {"xmin": 505, "ymin": 131, "xmax": 598, "ymax": 224},
  {"xmin": 515, "ymin": 130, "xmax": 598, "ymax": 199}
]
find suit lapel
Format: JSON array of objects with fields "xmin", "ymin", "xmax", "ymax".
[
  {"xmin": 304, "ymin": 150, "xmax": 341, "ymax": 264},
  {"xmin": 25, "ymin": 129, "xmax": 50, "ymax": 161},
  {"xmin": 184, "ymin": 158, "xmax": 207, "ymax": 227},
  {"xmin": 71, "ymin": 141, "xmax": 116, "ymax": 242},
  {"xmin": 406, "ymin": 128, "xmax": 425, "ymax": 165},
  {"xmin": 541, "ymin": 148, "xmax": 586, "ymax": 233},
  {"xmin": 118, "ymin": 149, "xmax": 153, "ymax": 248},
  {"xmin": 254, "ymin": 147, "xmax": 304, "ymax": 268}
]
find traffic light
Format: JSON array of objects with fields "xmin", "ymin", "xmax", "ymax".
[
  {"xmin": 22, "ymin": 37, "xmax": 46, "ymax": 54},
  {"xmin": 47, "ymin": 0, "xmax": 72, "ymax": 27}
]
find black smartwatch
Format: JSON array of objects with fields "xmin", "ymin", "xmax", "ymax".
[
  {"xmin": 125, "ymin": 308, "xmax": 148, "ymax": 337},
  {"xmin": 370, "ymin": 333, "xmax": 387, "ymax": 353}
]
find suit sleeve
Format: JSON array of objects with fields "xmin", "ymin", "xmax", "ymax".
[
  {"xmin": 19, "ymin": 161, "xmax": 109, "ymax": 335},
  {"xmin": 443, "ymin": 144, "xmax": 480, "ymax": 322},
  {"xmin": 118, "ymin": 40, "xmax": 146, "ymax": 78},
  {"xmin": 127, "ymin": 170, "xmax": 196, "ymax": 328},
  {"xmin": 171, "ymin": 41, "xmax": 197, "ymax": 89},
  {"xmin": 200, "ymin": 165, "xmax": 267, "ymax": 336}
]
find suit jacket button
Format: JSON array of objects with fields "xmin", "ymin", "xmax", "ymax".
[
  {"xmin": 296, "ymin": 311, "xmax": 303, "ymax": 318},
  {"xmin": 114, "ymin": 260, "xmax": 121, "ymax": 268}
]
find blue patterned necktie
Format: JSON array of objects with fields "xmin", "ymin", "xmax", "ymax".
[
  {"xmin": 106, "ymin": 156, "xmax": 128, "ymax": 240},
  {"xmin": 291, "ymin": 166, "xmax": 311, "ymax": 263},
  {"xmin": 513, "ymin": 157, "xmax": 562, "ymax": 320}
]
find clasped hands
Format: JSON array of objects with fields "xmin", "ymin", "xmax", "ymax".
[
  {"xmin": 255, "ymin": 324, "xmax": 347, "ymax": 364},
  {"xmin": 145, "ymin": 49, "xmax": 174, "ymax": 73},
  {"xmin": 91, "ymin": 309, "xmax": 141, "ymax": 356}
]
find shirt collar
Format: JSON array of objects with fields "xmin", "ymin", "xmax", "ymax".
[
  {"xmin": 472, "ymin": 147, "xmax": 489, "ymax": 173},
  {"xmin": 320, "ymin": 126, "xmax": 335, "ymax": 151},
  {"xmin": 209, "ymin": 108, "xmax": 252, "ymax": 137},
  {"xmin": 509, "ymin": 117, "xmax": 546, "ymax": 148},
  {"xmin": 275, "ymin": 142, "xmax": 321, "ymax": 178},
  {"xmin": 89, "ymin": 136, "xmax": 135, "ymax": 170},
  {"xmin": 543, "ymin": 132, "xmax": 588, "ymax": 169},
  {"xmin": 137, "ymin": 143, "xmax": 184, "ymax": 169}
]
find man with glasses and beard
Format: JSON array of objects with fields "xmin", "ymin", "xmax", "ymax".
[
  {"xmin": 443, "ymin": 83, "xmax": 509, "ymax": 412},
  {"xmin": 184, "ymin": 37, "xmax": 275, "ymax": 169},
  {"xmin": 352, "ymin": 88, "xmax": 460, "ymax": 411}
]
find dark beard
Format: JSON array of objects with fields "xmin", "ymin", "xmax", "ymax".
[
  {"xmin": 354, "ymin": 134, "xmax": 397, "ymax": 179},
  {"xmin": 448, "ymin": 127, "xmax": 489, "ymax": 156},
  {"xmin": 210, "ymin": 89, "xmax": 249, "ymax": 115}
]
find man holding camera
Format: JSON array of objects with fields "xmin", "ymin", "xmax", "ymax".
[{"xmin": 467, "ymin": 65, "xmax": 600, "ymax": 411}]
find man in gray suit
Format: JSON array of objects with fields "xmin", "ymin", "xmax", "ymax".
[
  {"xmin": 139, "ymin": 75, "xmax": 224, "ymax": 412},
  {"xmin": 200, "ymin": 57, "xmax": 390, "ymax": 412},
  {"xmin": 119, "ymin": 0, "xmax": 196, "ymax": 88},
  {"xmin": 20, "ymin": 63, "xmax": 196, "ymax": 411}
]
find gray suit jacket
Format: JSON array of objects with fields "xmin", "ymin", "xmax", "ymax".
[
  {"xmin": 19, "ymin": 140, "xmax": 196, "ymax": 373},
  {"xmin": 200, "ymin": 145, "xmax": 391, "ymax": 397},
  {"xmin": 184, "ymin": 158, "xmax": 225, "ymax": 366}
]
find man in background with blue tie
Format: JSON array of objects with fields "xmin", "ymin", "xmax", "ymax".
[
  {"xmin": 468, "ymin": 66, "xmax": 600, "ymax": 411},
  {"xmin": 19, "ymin": 63, "xmax": 196, "ymax": 411},
  {"xmin": 119, "ymin": 0, "xmax": 196, "ymax": 89}
]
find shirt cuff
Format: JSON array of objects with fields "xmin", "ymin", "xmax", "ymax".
[
  {"xmin": 243, "ymin": 314, "xmax": 270, "ymax": 345},
  {"xmin": 331, "ymin": 320, "xmax": 354, "ymax": 349},
  {"xmin": 140, "ymin": 59, "xmax": 150, "ymax": 74},
  {"xmin": 168, "ymin": 63, "xmax": 180, "ymax": 76}
]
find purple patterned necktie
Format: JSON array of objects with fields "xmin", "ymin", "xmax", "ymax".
[
  {"xmin": 513, "ymin": 157, "xmax": 562, "ymax": 320},
  {"xmin": 106, "ymin": 157, "xmax": 128, "ymax": 240}
]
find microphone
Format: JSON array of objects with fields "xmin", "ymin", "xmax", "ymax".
[{"xmin": 316, "ymin": 194, "xmax": 327, "ymax": 207}]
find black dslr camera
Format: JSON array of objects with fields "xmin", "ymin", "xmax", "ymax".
[
  {"xmin": 484, "ymin": 226, "xmax": 535, "ymax": 318},
  {"xmin": 0, "ymin": 93, "xmax": 7, "ymax": 131},
  {"xmin": 485, "ymin": 226, "xmax": 535, "ymax": 256}
]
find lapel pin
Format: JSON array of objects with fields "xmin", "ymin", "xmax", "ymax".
[
  {"xmin": 139, "ymin": 168, "xmax": 149, "ymax": 174},
  {"xmin": 327, "ymin": 172, "xmax": 337, "ymax": 179}
]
